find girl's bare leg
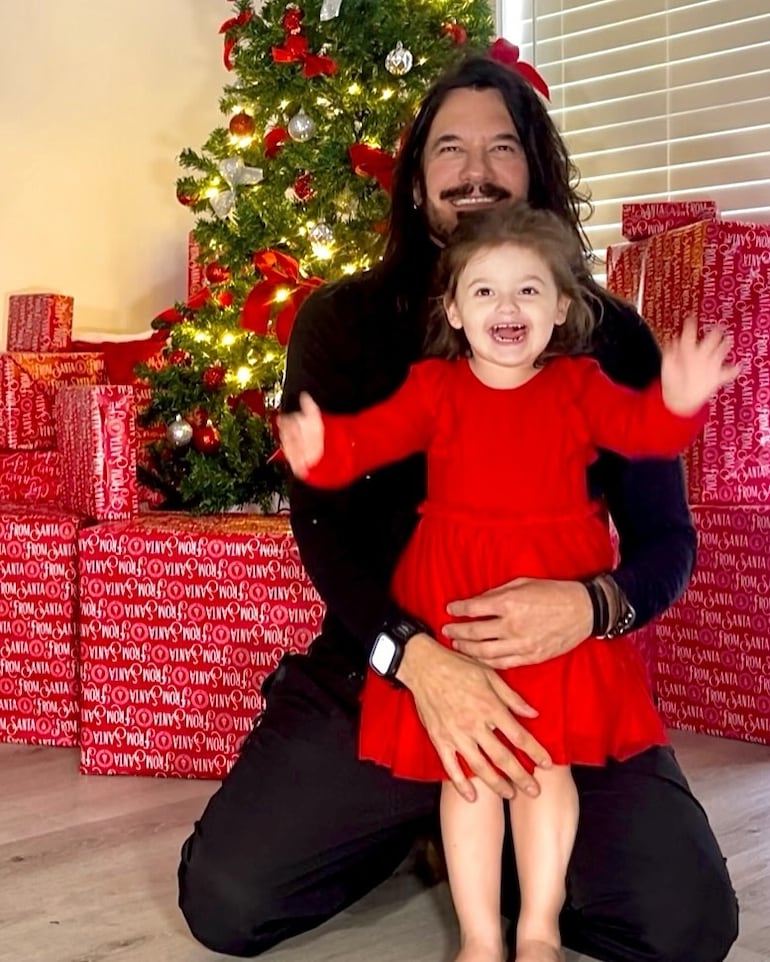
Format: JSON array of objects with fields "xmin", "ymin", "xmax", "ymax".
[
  {"xmin": 509, "ymin": 764, "xmax": 578, "ymax": 962},
  {"xmin": 441, "ymin": 778, "xmax": 506, "ymax": 962}
]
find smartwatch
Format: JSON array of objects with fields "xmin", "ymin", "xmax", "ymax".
[{"xmin": 369, "ymin": 617, "xmax": 429, "ymax": 683}]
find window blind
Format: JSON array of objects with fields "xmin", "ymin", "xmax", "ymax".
[{"xmin": 499, "ymin": 0, "xmax": 770, "ymax": 262}]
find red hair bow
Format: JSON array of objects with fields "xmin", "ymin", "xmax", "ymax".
[
  {"xmin": 489, "ymin": 38, "xmax": 550, "ymax": 101},
  {"xmin": 242, "ymin": 250, "xmax": 325, "ymax": 346}
]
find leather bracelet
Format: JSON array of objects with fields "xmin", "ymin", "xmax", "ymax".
[{"xmin": 582, "ymin": 577, "xmax": 609, "ymax": 637}]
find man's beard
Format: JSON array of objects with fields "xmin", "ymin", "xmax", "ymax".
[{"xmin": 424, "ymin": 182, "xmax": 513, "ymax": 246}]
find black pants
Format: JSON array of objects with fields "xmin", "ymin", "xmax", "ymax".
[{"xmin": 178, "ymin": 650, "xmax": 738, "ymax": 961}]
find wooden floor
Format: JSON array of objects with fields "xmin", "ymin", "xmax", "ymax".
[{"xmin": 0, "ymin": 730, "xmax": 768, "ymax": 962}]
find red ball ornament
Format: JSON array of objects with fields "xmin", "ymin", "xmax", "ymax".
[
  {"xmin": 293, "ymin": 171, "xmax": 315, "ymax": 202},
  {"xmin": 282, "ymin": 4, "xmax": 304, "ymax": 35},
  {"xmin": 204, "ymin": 261, "xmax": 231, "ymax": 285},
  {"xmin": 441, "ymin": 21, "xmax": 468, "ymax": 45},
  {"xmin": 167, "ymin": 348, "xmax": 192, "ymax": 366},
  {"xmin": 202, "ymin": 363, "xmax": 227, "ymax": 390},
  {"xmin": 188, "ymin": 406, "xmax": 210, "ymax": 428},
  {"xmin": 229, "ymin": 112, "xmax": 256, "ymax": 138},
  {"xmin": 176, "ymin": 186, "xmax": 197, "ymax": 207},
  {"xmin": 192, "ymin": 421, "xmax": 222, "ymax": 455}
]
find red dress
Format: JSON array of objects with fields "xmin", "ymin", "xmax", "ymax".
[{"xmin": 306, "ymin": 356, "xmax": 704, "ymax": 781}]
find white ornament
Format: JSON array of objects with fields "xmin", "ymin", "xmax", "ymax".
[
  {"xmin": 288, "ymin": 108, "xmax": 317, "ymax": 142},
  {"xmin": 320, "ymin": 0, "xmax": 343, "ymax": 20},
  {"xmin": 166, "ymin": 415, "xmax": 193, "ymax": 448},
  {"xmin": 309, "ymin": 222, "xmax": 334, "ymax": 245},
  {"xmin": 385, "ymin": 41, "xmax": 413, "ymax": 76},
  {"xmin": 210, "ymin": 156, "xmax": 263, "ymax": 219}
]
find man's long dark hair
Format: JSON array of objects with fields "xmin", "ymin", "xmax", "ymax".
[{"xmin": 379, "ymin": 53, "xmax": 596, "ymax": 319}]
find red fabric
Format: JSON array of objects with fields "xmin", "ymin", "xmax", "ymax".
[
  {"xmin": 306, "ymin": 356, "xmax": 706, "ymax": 780},
  {"xmin": 70, "ymin": 334, "xmax": 166, "ymax": 385}
]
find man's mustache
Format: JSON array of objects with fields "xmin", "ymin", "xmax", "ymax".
[{"xmin": 439, "ymin": 183, "xmax": 512, "ymax": 202}]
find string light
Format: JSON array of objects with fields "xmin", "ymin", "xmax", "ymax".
[
  {"xmin": 220, "ymin": 333, "xmax": 236, "ymax": 347},
  {"xmin": 236, "ymin": 366, "xmax": 253, "ymax": 386},
  {"xmin": 273, "ymin": 288, "xmax": 291, "ymax": 304},
  {"xmin": 381, "ymin": 88, "xmax": 394, "ymax": 100},
  {"xmin": 347, "ymin": 83, "xmax": 361, "ymax": 95}
]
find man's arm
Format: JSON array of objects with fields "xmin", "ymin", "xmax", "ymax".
[{"xmin": 591, "ymin": 298, "xmax": 697, "ymax": 626}]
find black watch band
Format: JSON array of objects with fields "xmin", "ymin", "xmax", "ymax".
[{"xmin": 369, "ymin": 616, "xmax": 429, "ymax": 684}]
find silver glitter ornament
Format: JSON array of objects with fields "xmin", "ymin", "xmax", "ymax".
[
  {"xmin": 385, "ymin": 41, "xmax": 413, "ymax": 76},
  {"xmin": 287, "ymin": 108, "xmax": 316, "ymax": 142},
  {"xmin": 309, "ymin": 222, "xmax": 334, "ymax": 246},
  {"xmin": 166, "ymin": 414, "xmax": 193, "ymax": 447}
]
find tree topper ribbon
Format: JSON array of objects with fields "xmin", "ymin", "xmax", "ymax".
[
  {"xmin": 348, "ymin": 144, "xmax": 396, "ymax": 194},
  {"xmin": 271, "ymin": 35, "xmax": 338, "ymax": 78},
  {"xmin": 489, "ymin": 38, "xmax": 550, "ymax": 100},
  {"xmin": 219, "ymin": 11, "xmax": 253, "ymax": 71},
  {"xmin": 242, "ymin": 250, "xmax": 325, "ymax": 346}
]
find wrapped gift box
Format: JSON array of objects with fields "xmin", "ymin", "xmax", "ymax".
[
  {"xmin": 606, "ymin": 240, "xmax": 648, "ymax": 306},
  {"xmin": 0, "ymin": 352, "xmax": 106, "ymax": 450},
  {"xmin": 0, "ymin": 451, "xmax": 63, "ymax": 504},
  {"xmin": 6, "ymin": 293, "xmax": 74, "ymax": 353},
  {"xmin": 0, "ymin": 503, "xmax": 84, "ymax": 747},
  {"xmin": 55, "ymin": 385, "xmax": 138, "ymax": 521},
  {"xmin": 78, "ymin": 513, "xmax": 324, "ymax": 778},
  {"xmin": 188, "ymin": 232, "xmax": 206, "ymax": 299},
  {"xmin": 654, "ymin": 505, "xmax": 770, "ymax": 745},
  {"xmin": 621, "ymin": 200, "xmax": 718, "ymax": 241},
  {"xmin": 640, "ymin": 220, "xmax": 770, "ymax": 505}
]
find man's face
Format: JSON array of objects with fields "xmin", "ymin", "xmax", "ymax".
[{"xmin": 415, "ymin": 87, "xmax": 530, "ymax": 244}]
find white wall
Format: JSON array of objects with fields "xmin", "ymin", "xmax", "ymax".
[{"xmin": 0, "ymin": 1, "xmax": 228, "ymax": 342}]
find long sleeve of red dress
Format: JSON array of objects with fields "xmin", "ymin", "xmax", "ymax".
[
  {"xmin": 304, "ymin": 359, "xmax": 445, "ymax": 489},
  {"xmin": 567, "ymin": 356, "xmax": 708, "ymax": 459}
]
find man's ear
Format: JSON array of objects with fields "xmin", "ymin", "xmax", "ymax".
[
  {"xmin": 445, "ymin": 297, "xmax": 463, "ymax": 330},
  {"xmin": 412, "ymin": 178, "xmax": 423, "ymax": 208},
  {"xmin": 555, "ymin": 295, "xmax": 571, "ymax": 326}
]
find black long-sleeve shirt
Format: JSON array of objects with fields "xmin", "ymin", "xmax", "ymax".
[{"xmin": 282, "ymin": 269, "xmax": 696, "ymax": 675}]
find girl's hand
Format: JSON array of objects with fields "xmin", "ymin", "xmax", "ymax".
[
  {"xmin": 661, "ymin": 317, "xmax": 741, "ymax": 416},
  {"xmin": 277, "ymin": 392, "xmax": 325, "ymax": 479}
]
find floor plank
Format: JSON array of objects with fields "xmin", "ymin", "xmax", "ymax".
[{"xmin": 0, "ymin": 731, "xmax": 767, "ymax": 962}]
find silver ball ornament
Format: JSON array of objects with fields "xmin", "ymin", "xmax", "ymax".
[
  {"xmin": 385, "ymin": 41, "xmax": 413, "ymax": 76},
  {"xmin": 288, "ymin": 108, "xmax": 316, "ymax": 142},
  {"xmin": 166, "ymin": 414, "xmax": 193, "ymax": 447},
  {"xmin": 309, "ymin": 222, "xmax": 334, "ymax": 245}
]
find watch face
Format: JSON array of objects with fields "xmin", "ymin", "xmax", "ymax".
[{"xmin": 370, "ymin": 633, "xmax": 398, "ymax": 676}]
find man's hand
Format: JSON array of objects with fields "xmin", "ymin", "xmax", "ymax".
[
  {"xmin": 277, "ymin": 392, "xmax": 324, "ymax": 479},
  {"xmin": 396, "ymin": 633, "xmax": 552, "ymax": 803},
  {"xmin": 443, "ymin": 577, "xmax": 593, "ymax": 669}
]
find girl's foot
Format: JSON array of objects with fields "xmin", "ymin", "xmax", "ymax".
[{"xmin": 513, "ymin": 939, "xmax": 564, "ymax": 962}]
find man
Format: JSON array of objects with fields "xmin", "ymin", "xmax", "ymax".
[{"xmin": 178, "ymin": 54, "xmax": 738, "ymax": 962}]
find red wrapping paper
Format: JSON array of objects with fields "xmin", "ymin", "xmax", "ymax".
[
  {"xmin": 187, "ymin": 232, "xmax": 206, "ymax": 299},
  {"xmin": 6, "ymin": 293, "xmax": 74, "ymax": 352},
  {"xmin": 55, "ymin": 385, "xmax": 138, "ymax": 521},
  {"xmin": 640, "ymin": 220, "xmax": 770, "ymax": 505},
  {"xmin": 0, "ymin": 503, "xmax": 84, "ymax": 747},
  {"xmin": 621, "ymin": 201, "xmax": 718, "ymax": 241},
  {"xmin": 606, "ymin": 240, "xmax": 648, "ymax": 306},
  {"xmin": 654, "ymin": 506, "xmax": 770, "ymax": 745},
  {"xmin": 78, "ymin": 513, "xmax": 325, "ymax": 777},
  {"xmin": 0, "ymin": 451, "xmax": 63, "ymax": 503},
  {"xmin": 0, "ymin": 352, "xmax": 106, "ymax": 450}
]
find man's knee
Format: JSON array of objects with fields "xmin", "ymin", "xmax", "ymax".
[
  {"xmin": 643, "ymin": 873, "xmax": 739, "ymax": 962},
  {"xmin": 178, "ymin": 831, "xmax": 281, "ymax": 958}
]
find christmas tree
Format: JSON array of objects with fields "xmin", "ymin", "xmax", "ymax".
[{"xmin": 138, "ymin": 0, "xmax": 494, "ymax": 513}]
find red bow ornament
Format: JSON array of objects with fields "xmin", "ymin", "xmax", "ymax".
[
  {"xmin": 489, "ymin": 38, "xmax": 550, "ymax": 100},
  {"xmin": 271, "ymin": 35, "xmax": 338, "ymax": 78},
  {"xmin": 348, "ymin": 144, "xmax": 396, "ymax": 194},
  {"xmin": 219, "ymin": 11, "xmax": 253, "ymax": 70},
  {"xmin": 242, "ymin": 250, "xmax": 325, "ymax": 346},
  {"xmin": 264, "ymin": 126, "xmax": 290, "ymax": 159}
]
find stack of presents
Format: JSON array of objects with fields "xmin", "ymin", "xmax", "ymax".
[
  {"xmin": 0, "ymin": 292, "xmax": 323, "ymax": 777},
  {"xmin": 607, "ymin": 202, "xmax": 770, "ymax": 746}
]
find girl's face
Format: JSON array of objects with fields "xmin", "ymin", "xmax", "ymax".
[{"xmin": 444, "ymin": 242, "xmax": 570, "ymax": 388}]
